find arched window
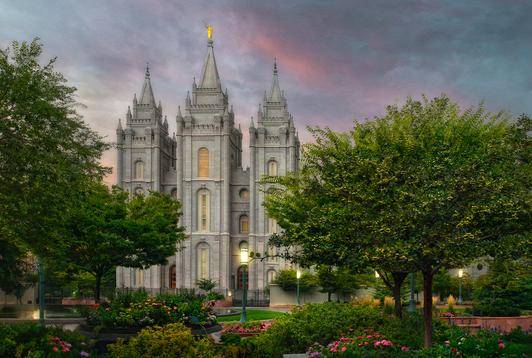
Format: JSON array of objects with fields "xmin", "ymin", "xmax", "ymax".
[
  {"xmin": 267, "ymin": 269, "xmax": 277, "ymax": 284},
  {"xmin": 268, "ymin": 217, "xmax": 278, "ymax": 234},
  {"xmin": 239, "ymin": 188, "xmax": 249, "ymax": 201},
  {"xmin": 197, "ymin": 189, "xmax": 210, "ymax": 232},
  {"xmin": 171, "ymin": 188, "xmax": 177, "ymax": 199},
  {"xmin": 198, "ymin": 148, "xmax": 209, "ymax": 178},
  {"xmin": 267, "ymin": 160, "xmax": 278, "ymax": 176},
  {"xmin": 197, "ymin": 243, "xmax": 210, "ymax": 280},
  {"xmin": 239, "ymin": 215, "xmax": 249, "ymax": 234},
  {"xmin": 135, "ymin": 160, "xmax": 144, "ymax": 179},
  {"xmin": 267, "ymin": 244, "xmax": 277, "ymax": 262},
  {"xmin": 169, "ymin": 265, "xmax": 176, "ymax": 288}
]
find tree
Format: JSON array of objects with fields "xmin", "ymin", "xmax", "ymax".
[
  {"xmin": 0, "ymin": 39, "xmax": 108, "ymax": 272},
  {"xmin": 49, "ymin": 182, "xmax": 185, "ymax": 301},
  {"xmin": 265, "ymin": 96, "xmax": 530, "ymax": 347},
  {"xmin": 196, "ymin": 278, "xmax": 217, "ymax": 293},
  {"xmin": 317, "ymin": 265, "xmax": 360, "ymax": 302}
]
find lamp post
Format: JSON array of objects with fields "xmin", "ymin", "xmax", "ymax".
[
  {"xmin": 408, "ymin": 272, "xmax": 416, "ymax": 313},
  {"xmin": 374, "ymin": 270, "xmax": 380, "ymax": 279},
  {"xmin": 240, "ymin": 247, "xmax": 249, "ymax": 323},
  {"xmin": 296, "ymin": 269, "xmax": 301, "ymax": 305},
  {"xmin": 457, "ymin": 269, "xmax": 463, "ymax": 304}
]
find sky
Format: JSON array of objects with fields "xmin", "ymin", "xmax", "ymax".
[{"xmin": 1, "ymin": 0, "xmax": 531, "ymax": 184}]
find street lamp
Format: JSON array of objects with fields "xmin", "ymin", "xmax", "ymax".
[
  {"xmin": 457, "ymin": 269, "xmax": 463, "ymax": 304},
  {"xmin": 375, "ymin": 271, "xmax": 380, "ymax": 278},
  {"xmin": 296, "ymin": 269, "xmax": 301, "ymax": 305},
  {"xmin": 240, "ymin": 247, "xmax": 249, "ymax": 322}
]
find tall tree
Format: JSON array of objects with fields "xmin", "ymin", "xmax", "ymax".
[
  {"xmin": 0, "ymin": 39, "xmax": 108, "ymax": 264},
  {"xmin": 50, "ymin": 183, "xmax": 185, "ymax": 301},
  {"xmin": 265, "ymin": 96, "xmax": 530, "ymax": 347}
]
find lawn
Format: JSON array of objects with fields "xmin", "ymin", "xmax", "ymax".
[{"xmin": 216, "ymin": 309, "xmax": 286, "ymax": 322}]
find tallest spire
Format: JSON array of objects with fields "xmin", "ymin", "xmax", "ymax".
[
  {"xmin": 199, "ymin": 26, "xmax": 221, "ymax": 89},
  {"xmin": 268, "ymin": 58, "xmax": 282, "ymax": 102},
  {"xmin": 139, "ymin": 62, "xmax": 156, "ymax": 105}
]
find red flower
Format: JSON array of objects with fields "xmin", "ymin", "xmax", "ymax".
[
  {"xmin": 53, "ymin": 346, "xmax": 59, "ymax": 352},
  {"xmin": 401, "ymin": 346, "xmax": 409, "ymax": 352}
]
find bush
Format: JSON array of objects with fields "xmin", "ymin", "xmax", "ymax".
[
  {"xmin": 472, "ymin": 259, "xmax": 531, "ymax": 316},
  {"xmin": 251, "ymin": 302, "xmax": 388, "ymax": 357},
  {"xmin": 0, "ymin": 323, "xmax": 92, "ymax": 357},
  {"xmin": 83, "ymin": 291, "xmax": 217, "ymax": 329},
  {"xmin": 107, "ymin": 322, "xmax": 220, "ymax": 357},
  {"xmin": 423, "ymin": 327, "xmax": 530, "ymax": 357}
]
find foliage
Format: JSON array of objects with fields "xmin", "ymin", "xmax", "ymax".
[
  {"xmin": 82, "ymin": 291, "xmax": 217, "ymax": 329},
  {"xmin": 222, "ymin": 321, "xmax": 273, "ymax": 335},
  {"xmin": 317, "ymin": 265, "xmax": 362, "ymax": 301},
  {"xmin": 264, "ymin": 96, "xmax": 531, "ymax": 346},
  {"xmin": 250, "ymin": 302, "xmax": 410, "ymax": 357},
  {"xmin": 272, "ymin": 269, "xmax": 318, "ymax": 292},
  {"xmin": 433, "ymin": 270, "xmax": 474, "ymax": 301},
  {"xmin": 472, "ymin": 258, "xmax": 531, "ymax": 316},
  {"xmin": 307, "ymin": 333, "xmax": 411, "ymax": 357},
  {"xmin": 0, "ymin": 38, "xmax": 108, "ymax": 298},
  {"xmin": 423, "ymin": 326, "xmax": 530, "ymax": 357},
  {"xmin": 196, "ymin": 278, "xmax": 217, "ymax": 292},
  {"xmin": 107, "ymin": 322, "xmax": 220, "ymax": 358},
  {"xmin": 48, "ymin": 182, "xmax": 185, "ymax": 301},
  {"xmin": 0, "ymin": 323, "xmax": 92, "ymax": 357}
]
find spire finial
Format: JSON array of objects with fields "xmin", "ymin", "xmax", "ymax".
[
  {"xmin": 273, "ymin": 57, "xmax": 277, "ymax": 74},
  {"xmin": 145, "ymin": 62, "xmax": 150, "ymax": 78}
]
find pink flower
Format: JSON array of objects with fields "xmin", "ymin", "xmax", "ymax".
[
  {"xmin": 445, "ymin": 340, "xmax": 450, "ymax": 346},
  {"xmin": 80, "ymin": 351, "xmax": 90, "ymax": 357},
  {"xmin": 498, "ymin": 342, "xmax": 505, "ymax": 349},
  {"xmin": 341, "ymin": 346, "xmax": 347, "ymax": 352},
  {"xmin": 401, "ymin": 346, "xmax": 409, "ymax": 352},
  {"xmin": 53, "ymin": 346, "xmax": 59, "ymax": 352}
]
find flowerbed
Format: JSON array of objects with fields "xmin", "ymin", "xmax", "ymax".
[
  {"xmin": 0, "ymin": 323, "xmax": 92, "ymax": 357},
  {"xmin": 221, "ymin": 320, "xmax": 273, "ymax": 336},
  {"xmin": 307, "ymin": 333, "xmax": 410, "ymax": 357},
  {"xmin": 82, "ymin": 291, "xmax": 217, "ymax": 330}
]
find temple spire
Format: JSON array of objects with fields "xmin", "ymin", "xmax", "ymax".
[
  {"xmin": 268, "ymin": 58, "xmax": 282, "ymax": 102},
  {"xmin": 139, "ymin": 62, "xmax": 156, "ymax": 105},
  {"xmin": 198, "ymin": 35, "xmax": 221, "ymax": 89}
]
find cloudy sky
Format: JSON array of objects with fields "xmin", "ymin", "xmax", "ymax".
[{"xmin": 1, "ymin": 0, "xmax": 531, "ymax": 184}]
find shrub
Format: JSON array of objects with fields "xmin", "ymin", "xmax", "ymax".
[
  {"xmin": 383, "ymin": 296, "xmax": 394, "ymax": 315},
  {"xmin": 107, "ymin": 322, "xmax": 220, "ymax": 357},
  {"xmin": 472, "ymin": 259, "xmax": 531, "ymax": 317},
  {"xmin": 196, "ymin": 278, "xmax": 217, "ymax": 292},
  {"xmin": 0, "ymin": 323, "xmax": 92, "ymax": 357},
  {"xmin": 307, "ymin": 333, "xmax": 411, "ymax": 357},
  {"xmin": 250, "ymin": 303, "xmax": 387, "ymax": 357},
  {"xmin": 83, "ymin": 291, "xmax": 217, "ymax": 329}
]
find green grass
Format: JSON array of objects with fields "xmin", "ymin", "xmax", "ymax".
[{"xmin": 216, "ymin": 309, "xmax": 286, "ymax": 322}]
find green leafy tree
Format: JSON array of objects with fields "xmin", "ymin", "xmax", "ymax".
[
  {"xmin": 0, "ymin": 39, "xmax": 108, "ymax": 282},
  {"xmin": 472, "ymin": 258, "xmax": 531, "ymax": 316},
  {"xmin": 196, "ymin": 278, "xmax": 217, "ymax": 292},
  {"xmin": 265, "ymin": 96, "xmax": 530, "ymax": 347},
  {"xmin": 272, "ymin": 269, "xmax": 318, "ymax": 292},
  {"xmin": 317, "ymin": 265, "xmax": 360, "ymax": 302},
  {"xmin": 49, "ymin": 182, "xmax": 185, "ymax": 301}
]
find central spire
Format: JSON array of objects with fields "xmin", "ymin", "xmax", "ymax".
[
  {"xmin": 139, "ymin": 63, "xmax": 156, "ymax": 105},
  {"xmin": 199, "ymin": 32, "xmax": 221, "ymax": 89},
  {"xmin": 268, "ymin": 58, "xmax": 282, "ymax": 102}
]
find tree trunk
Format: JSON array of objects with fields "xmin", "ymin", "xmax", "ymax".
[
  {"xmin": 328, "ymin": 292, "xmax": 331, "ymax": 302},
  {"xmin": 392, "ymin": 284, "xmax": 403, "ymax": 318},
  {"xmin": 95, "ymin": 274, "xmax": 102, "ymax": 303},
  {"xmin": 422, "ymin": 270, "xmax": 434, "ymax": 348}
]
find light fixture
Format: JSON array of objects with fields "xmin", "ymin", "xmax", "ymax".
[
  {"xmin": 375, "ymin": 271, "xmax": 380, "ymax": 278},
  {"xmin": 458, "ymin": 269, "xmax": 463, "ymax": 278},
  {"xmin": 240, "ymin": 247, "xmax": 249, "ymax": 266},
  {"xmin": 227, "ymin": 290, "xmax": 232, "ymax": 297},
  {"xmin": 296, "ymin": 269, "xmax": 301, "ymax": 279}
]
